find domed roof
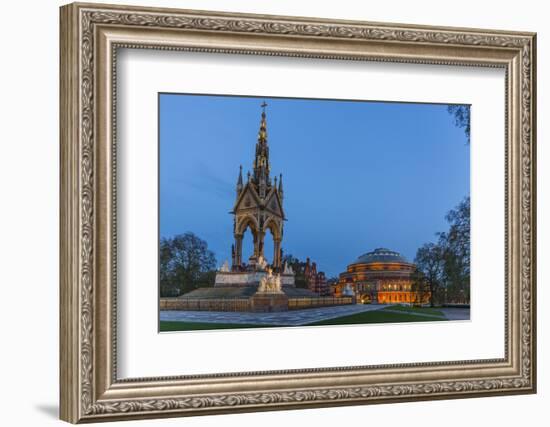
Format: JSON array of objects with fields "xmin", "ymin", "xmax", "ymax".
[{"xmin": 353, "ymin": 248, "xmax": 410, "ymax": 265}]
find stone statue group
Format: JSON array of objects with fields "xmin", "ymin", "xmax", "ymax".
[{"xmin": 257, "ymin": 266, "xmax": 283, "ymax": 294}]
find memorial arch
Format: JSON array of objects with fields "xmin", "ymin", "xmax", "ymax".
[{"xmin": 230, "ymin": 104, "xmax": 286, "ymax": 271}]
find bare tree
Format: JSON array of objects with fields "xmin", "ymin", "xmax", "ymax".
[
  {"xmin": 414, "ymin": 196, "xmax": 470, "ymax": 306},
  {"xmin": 439, "ymin": 196, "xmax": 470, "ymax": 304},
  {"xmin": 414, "ymin": 243, "xmax": 445, "ymax": 307},
  {"xmin": 160, "ymin": 232, "xmax": 216, "ymax": 297}
]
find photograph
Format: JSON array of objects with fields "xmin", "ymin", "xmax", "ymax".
[{"xmin": 158, "ymin": 94, "xmax": 471, "ymax": 332}]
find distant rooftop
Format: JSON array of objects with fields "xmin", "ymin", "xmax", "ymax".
[{"xmin": 353, "ymin": 248, "xmax": 410, "ymax": 265}]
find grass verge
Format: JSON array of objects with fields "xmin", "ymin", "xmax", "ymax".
[
  {"xmin": 306, "ymin": 309, "xmax": 447, "ymax": 326},
  {"xmin": 381, "ymin": 305, "xmax": 445, "ymax": 317},
  {"xmin": 160, "ymin": 320, "xmax": 272, "ymax": 332}
]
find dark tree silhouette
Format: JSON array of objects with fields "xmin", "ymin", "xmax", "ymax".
[
  {"xmin": 414, "ymin": 196, "xmax": 470, "ymax": 305},
  {"xmin": 160, "ymin": 232, "xmax": 216, "ymax": 297},
  {"xmin": 439, "ymin": 196, "xmax": 470, "ymax": 303},
  {"xmin": 414, "ymin": 243, "xmax": 445, "ymax": 306},
  {"xmin": 281, "ymin": 254, "xmax": 308, "ymax": 289},
  {"xmin": 447, "ymin": 105, "xmax": 471, "ymax": 144}
]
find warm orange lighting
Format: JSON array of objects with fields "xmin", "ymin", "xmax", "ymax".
[{"xmin": 337, "ymin": 254, "xmax": 430, "ymax": 305}]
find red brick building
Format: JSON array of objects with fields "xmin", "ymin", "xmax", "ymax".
[{"xmin": 304, "ymin": 258, "xmax": 330, "ymax": 296}]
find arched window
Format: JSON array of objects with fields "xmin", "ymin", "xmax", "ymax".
[
  {"xmin": 241, "ymin": 226, "xmax": 255, "ymax": 264},
  {"xmin": 263, "ymin": 228, "xmax": 274, "ymax": 265}
]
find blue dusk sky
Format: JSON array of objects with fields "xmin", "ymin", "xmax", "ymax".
[{"xmin": 159, "ymin": 94, "xmax": 470, "ymax": 277}]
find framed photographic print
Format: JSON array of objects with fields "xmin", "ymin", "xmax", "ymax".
[{"xmin": 60, "ymin": 2, "xmax": 537, "ymax": 423}]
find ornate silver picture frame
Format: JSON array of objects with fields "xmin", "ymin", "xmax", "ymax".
[{"xmin": 60, "ymin": 2, "xmax": 536, "ymax": 423}]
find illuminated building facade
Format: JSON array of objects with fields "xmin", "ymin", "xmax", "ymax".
[{"xmin": 334, "ymin": 248, "xmax": 431, "ymax": 304}]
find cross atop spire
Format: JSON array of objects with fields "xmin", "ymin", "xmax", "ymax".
[{"xmin": 253, "ymin": 101, "xmax": 270, "ymax": 187}]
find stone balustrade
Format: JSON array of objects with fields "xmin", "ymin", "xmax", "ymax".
[{"xmin": 160, "ymin": 295, "xmax": 354, "ymax": 312}]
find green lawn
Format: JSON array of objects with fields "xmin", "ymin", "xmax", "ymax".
[
  {"xmin": 306, "ymin": 309, "xmax": 447, "ymax": 326},
  {"xmin": 160, "ymin": 321, "xmax": 272, "ymax": 332},
  {"xmin": 381, "ymin": 305, "xmax": 445, "ymax": 317}
]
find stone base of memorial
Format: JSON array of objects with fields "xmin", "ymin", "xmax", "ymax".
[{"xmin": 250, "ymin": 292, "xmax": 289, "ymax": 312}]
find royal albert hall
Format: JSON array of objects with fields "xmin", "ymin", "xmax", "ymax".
[{"xmin": 334, "ymin": 248, "xmax": 431, "ymax": 304}]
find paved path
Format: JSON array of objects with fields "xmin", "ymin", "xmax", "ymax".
[{"xmin": 161, "ymin": 304, "xmax": 386, "ymax": 326}]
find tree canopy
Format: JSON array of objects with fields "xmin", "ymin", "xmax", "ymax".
[
  {"xmin": 281, "ymin": 254, "xmax": 308, "ymax": 289},
  {"xmin": 160, "ymin": 232, "xmax": 216, "ymax": 297},
  {"xmin": 447, "ymin": 105, "xmax": 471, "ymax": 144},
  {"xmin": 414, "ymin": 196, "xmax": 470, "ymax": 305}
]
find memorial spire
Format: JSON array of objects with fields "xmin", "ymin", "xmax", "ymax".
[
  {"xmin": 253, "ymin": 101, "xmax": 270, "ymax": 189},
  {"xmin": 236, "ymin": 165, "xmax": 243, "ymax": 194}
]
